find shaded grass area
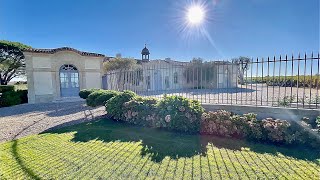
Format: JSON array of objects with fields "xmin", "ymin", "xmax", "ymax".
[{"xmin": 0, "ymin": 119, "xmax": 319, "ymax": 179}]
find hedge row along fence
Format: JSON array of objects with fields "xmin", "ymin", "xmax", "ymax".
[
  {"xmin": 248, "ymin": 75, "xmax": 320, "ymax": 88},
  {"xmin": 0, "ymin": 85, "xmax": 27, "ymax": 107},
  {"xmin": 79, "ymin": 89, "xmax": 320, "ymax": 148}
]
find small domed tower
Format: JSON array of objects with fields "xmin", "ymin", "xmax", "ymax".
[{"xmin": 141, "ymin": 44, "xmax": 150, "ymax": 62}]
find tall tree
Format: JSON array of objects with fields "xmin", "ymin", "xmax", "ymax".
[
  {"xmin": 232, "ymin": 56, "xmax": 251, "ymax": 84},
  {"xmin": 0, "ymin": 40, "xmax": 31, "ymax": 85}
]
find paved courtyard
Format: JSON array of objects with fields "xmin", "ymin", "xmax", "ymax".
[{"xmin": 0, "ymin": 101, "xmax": 105, "ymax": 143}]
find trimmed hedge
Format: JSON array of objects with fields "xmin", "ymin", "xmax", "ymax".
[
  {"xmin": 86, "ymin": 90, "xmax": 119, "ymax": 107},
  {"xmin": 79, "ymin": 89, "xmax": 100, "ymax": 99},
  {"xmin": 0, "ymin": 85, "xmax": 14, "ymax": 93},
  {"xmin": 0, "ymin": 91, "xmax": 22, "ymax": 107},
  {"xmin": 0, "ymin": 86, "xmax": 28, "ymax": 107}
]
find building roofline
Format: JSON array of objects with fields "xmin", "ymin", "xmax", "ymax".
[{"xmin": 23, "ymin": 47, "xmax": 105, "ymax": 57}]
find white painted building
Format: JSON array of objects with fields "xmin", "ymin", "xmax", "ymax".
[{"xmin": 23, "ymin": 47, "xmax": 104, "ymax": 103}]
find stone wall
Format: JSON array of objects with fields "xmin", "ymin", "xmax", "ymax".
[{"xmin": 25, "ymin": 50, "xmax": 104, "ymax": 103}]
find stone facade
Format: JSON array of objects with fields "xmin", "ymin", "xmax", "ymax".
[{"xmin": 24, "ymin": 47, "xmax": 104, "ymax": 103}]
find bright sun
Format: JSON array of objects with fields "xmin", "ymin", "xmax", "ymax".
[{"xmin": 187, "ymin": 5, "xmax": 205, "ymax": 25}]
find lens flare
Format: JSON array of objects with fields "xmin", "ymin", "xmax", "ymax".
[
  {"xmin": 187, "ymin": 6, "xmax": 205, "ymax": 25},
  {"xmin": 170, "ymin": 0, "xmax": 225, "ymax": 58}
]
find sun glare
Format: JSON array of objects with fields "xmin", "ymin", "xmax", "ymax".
[{"xmin": 187, "ymin": 5, "xmax": 205, "ymax": 25}]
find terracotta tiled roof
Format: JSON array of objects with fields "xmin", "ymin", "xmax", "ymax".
[{"xmin": 23, "ymin": 47, "xmax": 105, "ymax": 57}]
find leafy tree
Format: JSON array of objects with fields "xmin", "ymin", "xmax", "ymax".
[
  {"xmin": 104, "ymin": 57, "xmax": 137, "ymax": 72},
  {"xmin": 183, "ymin": 58, "xmax": 216, "ymax": 88},
  {"xmin": 232, "ymin": 56, "xmax": 251, "ymax": 84},
  {"xmin": 103, "ymin": 57, "xmax": 141, "ymax": 90},
  {"xmin": 0, "ymin": 40, "xmax": 31, "ymax": 85}
]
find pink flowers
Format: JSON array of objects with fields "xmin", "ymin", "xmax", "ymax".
[
  {"xmin": 165, "ymin": 115, "xmax": 171, "ymax": 123},
  {"xmin": 178, "ymin": 106, "xmax": 186, "ymax": 112}
]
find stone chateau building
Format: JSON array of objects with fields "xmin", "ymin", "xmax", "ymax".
[{"xmin": 23, "ymin": 45, "xmax": 237, "ymax": 103}]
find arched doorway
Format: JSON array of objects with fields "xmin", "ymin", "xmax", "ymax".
[{"xmin": 59, "ymin": 64, "xmax": 79, "ymax": 97}]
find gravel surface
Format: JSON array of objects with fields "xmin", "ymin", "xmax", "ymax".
[{"xmin": 0, "ymin": 101, "xmax": 105, "ymax": 143}]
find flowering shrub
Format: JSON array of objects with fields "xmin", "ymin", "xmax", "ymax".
[
  {"xmin": 102, "ymin": 90, "xmax": 319, "ymax": 148},
  {"xmin": 105, "ymin": 90, "xmax": 137, "ymax": 120},
  {"xmin": 122, "ymin": 97, "xmax": 159, "ymax": 127},
  {"xmin": 201, "ymin": 110, "xmax": 243, "ymax": 137},
  {"xmin": 200, "ymin": 111, "xmax": 300, "ymax": 144},
  {"xmin": 157, "ymin": 95, "xmax": 204, "ymax": 133},
  {"xmin": 261, "ymin": 118, "xmax": 291, "ymax": 143}
]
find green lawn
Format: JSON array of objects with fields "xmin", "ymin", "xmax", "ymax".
[{"xmin": 0, "ymin": 119, "xmax": 319, "ymax": 179}]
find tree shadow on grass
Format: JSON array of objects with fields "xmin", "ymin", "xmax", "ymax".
[
  {"xmin": 47, "ymin": 119, "xmax": 320, "ymax": 163},
  {"xmin": 11, "ymin": 140, "xmax": 41, "ymax": 180}
]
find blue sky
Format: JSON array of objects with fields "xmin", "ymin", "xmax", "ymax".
[{"xmin": 0, "ymin": 0, "xmax": 319, "ymax": 61}]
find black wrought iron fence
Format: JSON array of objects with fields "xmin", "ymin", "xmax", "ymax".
[{"xmin": 103, "ymin": 53, "xmax": 320, "ymax": 109}]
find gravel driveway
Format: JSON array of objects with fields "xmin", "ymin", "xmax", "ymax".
[{"xmin": 0, "ymin": 101, "xmax": 105, "ymax": 143}]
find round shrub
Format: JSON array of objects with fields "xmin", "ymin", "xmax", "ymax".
[
  {"xmin": 201, "ymin": 110, "xmax": 247, "ymax": 138},
  {"xmin": 122, "ymin": 97, "xmax": 159, "ymax": 126},
  {"xmin": 157, "ymin": 95, "xmax": 204, "ymax": 133},
  {"xmin": 94, "ymin": 90, "xmax": 119, "ymax": 107},
  {"xmin": 86, "ymin": 90, "xmax": 119, "ymax": 107},
  {"xmin": 105, "ymin": 90, "xmax": 137, "ymax": 120},
  {"xmin": 261, "ymin": 118, "xmax": 291, "ymax": 143},
  {"xmin": 79, "ymin": 88, "xmax": 100, "ymax": 99},
  {"xmin": 0, "ymin": 91, "xmax": 22, "ymax": 107}
]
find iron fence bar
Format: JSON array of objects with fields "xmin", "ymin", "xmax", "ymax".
[
  {"xmin": 245, "ymin": 59, "xmax": 248, "ymax": 105},
  {"xmin": 261, "ymin": 58, "xmax": 264, "ymax": 106},
  {"xmin": 284, "ymin": 55, "xmax": 288, "ymax": 106},
  {"xmin": 297, "ymin": 54, "xmax": 300, "ymax": 109},
  {"xmin": 272, "ymin": 56, "xmax": 276, "ymax": 106},
  {"xmin": 201, "ymin": 65, "xmax": 203, "ymax": 103},
  {"xmin": 217, "ymin": 65, "xmax": 220, "ymax": 104},
  {"xmin": 266, "ymin": 57, "xmax": 270, "ymax": 106},
  {"xmin": 235, "ymin": 62, "xmax": 238, "ymax": 105},
  {"xmin": 317, "ymin": 53, "xmax": 320, "ymax": 108},
  {"xmin": 291, "ymin": 55, "xmax": 294, "ymax": 108},
  {"xmin": 197, "ymin": 65, "xmax": 199, "ymax": 102},
  {"xmin": 303, "ymin": 53, "xmax": 307, "ymax": 108},
  {"xmin": 250, "ymin": 58, "xmax": 253, "ymax": 105},
  {"xmin": 278, "ymin": 55, "xmax": 282, "ymax": 107},
  {"xmin": 222, "ymin": 61, "xmax": 225, "ymax": 104},
  {"xmin": 193, "ymin": 66, "xmax": 195, "ymax": 101},
  {"xmin": 310, "ymin": 53, "xmax": 313, "ymax": 108},
  {"xmin": 256, "ymin": 58, "xmax": 258, "ymax": 106}
]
